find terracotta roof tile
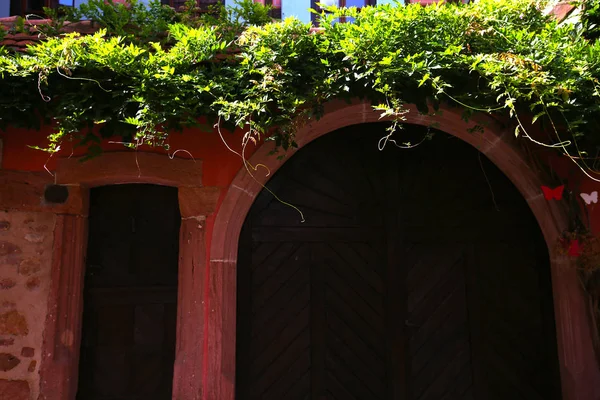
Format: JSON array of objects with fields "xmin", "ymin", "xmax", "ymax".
[
  {"xmin": 546, "ymin": 1, "xmax": 577, "ymax": 22},
  {"xmin": 10, "ymin": 33, "xmax": 39, "ymax": 40},
  {"xmin": 1, "ymin": 18, "xmax": 98, "ymax": 51},
  {"xmin": 0, "ymin": 16, "xmax": 20, "ymax": 23},
  {"xmin": 16, "ymin": 40, "xmax": 38, "ymax": 47},
  {"xmin": 63, "ymin": 21, "xmax": 97, "ymax": 34},
  {"xmin": 0, "ymin": 3, "xmax": 584, "ymax": 52}
]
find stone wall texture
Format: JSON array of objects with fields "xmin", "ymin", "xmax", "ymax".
[{"xmin": 0, "ymin": 211, "xmax": 56, "ymax": 400}]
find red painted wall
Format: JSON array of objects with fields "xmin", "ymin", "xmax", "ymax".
[
  {"xmin": 3, "ymin": 123, "xmax": 600, "ymax": 238},
  {"xmin": 1, "ymin": 124, "xmax": 246, "ymax": 187},
  {"xmin": 0, "ymin": 123, "xmax": 252, "ymax": 244}
]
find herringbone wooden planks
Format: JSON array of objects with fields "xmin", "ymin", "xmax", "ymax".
[{"xmin": 236, "ymin": 124, "xmax": 562, "ymax": 400}]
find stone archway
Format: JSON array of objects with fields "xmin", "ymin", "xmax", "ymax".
[{"xmin": 210, "ymin": 101, "xmax": 600, "ymax": 400}]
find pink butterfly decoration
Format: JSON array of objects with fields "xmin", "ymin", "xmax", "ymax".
[
  {"xmin": 580, "ymin": 191, "xmax": 598, "ymax": 205},
  {"xmin": 541, "ymin": 185, "xmax": 565, "ymax": 201}
]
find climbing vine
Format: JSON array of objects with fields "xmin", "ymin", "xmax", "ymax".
[
  {"xmin": 5, "ymin": 0, "xmax": 600, "ymax": 358},
  {"xmin": 1, "ymin": 0, "xmax": 600, "ymax": 171}
]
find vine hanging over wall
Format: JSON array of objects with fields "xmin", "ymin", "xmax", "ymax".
[{"xmin": 1, "ymin": 0, "xmax": 600, "ymax": 175}]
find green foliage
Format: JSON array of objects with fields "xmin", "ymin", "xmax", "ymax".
[
  {"xmin": 218, "ymin": 0, "xmax": 274, "ymax": 26},
  {"xmin": 581, "ymin": 0, "xmax": 600, "ymax": 41},
  {"xmin": 2, "ymin": 0, "xmax": 600, "ymax": 168},
  {"xmin": 76, "ymin": 0, "xmax": 178, "ymax": 43},
  {"xmin": 12, "ymin": 17, "xmax": 26, "ymax": 34},
  {"xmin": 38, "ymin": 6, "xmax": 81, "ymax": 37}
]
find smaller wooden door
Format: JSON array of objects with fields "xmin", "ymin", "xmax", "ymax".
[{"xmin": 77, "ymin": 184, "xmax": 180, "ymax": 400}]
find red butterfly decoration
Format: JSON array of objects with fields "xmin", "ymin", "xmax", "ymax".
[
  {"xmin": 541, "ymin": 185, "xmax": 565, "ymax": 200},
  {"xmin": 567, "ymin": 239, "xmax": 582, "ymax": 257}
]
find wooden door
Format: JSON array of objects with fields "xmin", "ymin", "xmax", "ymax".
[
  {"xmin": 236, "ymin": 124, "xmax": 562, "ymax": 400},
  {"xmin": 77, "ymin": 184, "xmax": 180, "ymax": 400}
]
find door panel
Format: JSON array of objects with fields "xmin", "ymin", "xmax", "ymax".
[
  {"xmin": 237, "ymin": 124, "xmax": 561, "ymax": 400},
  {"xmin": 321, "ymin": 242, "xmax": 387, "ymax": 400},
  {"xmin": 405, "ymin": 244, "xmax": 472, "ymax": 400},
  {"xmin": 77, "ymin": 185, "xmax": 180, "ymax": 400},
  {"xmin": 467, "ymin": 243, "xmax": 556, "ymax": 400}
]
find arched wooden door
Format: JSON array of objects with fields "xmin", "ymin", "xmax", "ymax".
[{"xmin": 236, "ymin": 123, "xmax": 562, "ymax": 400}]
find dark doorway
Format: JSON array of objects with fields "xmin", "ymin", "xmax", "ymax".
[
  {"xmin": 77, "ymin": 184, "xmax": 181, "ymax": 400},
  {"xmin": 236, "ymin": 124, "xmax": 562, "ymax": 400}
]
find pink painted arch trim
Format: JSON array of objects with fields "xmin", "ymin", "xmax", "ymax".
[{"xmin": 210, "ymin": 100, "xmax": 600, "ymax": 400}]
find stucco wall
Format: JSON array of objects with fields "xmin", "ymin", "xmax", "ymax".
[{"xmin": 0, "ymin": 211, "xmax": 56, "ymax": 400}]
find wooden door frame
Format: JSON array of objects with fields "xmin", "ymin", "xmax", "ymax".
[
  {"xmin": 38, "ymin": 152, "xmax": 220, "ymax": 400},
  {"xmin": 211, "ymin": 100, "xmax": 600, "ymax": 400}
]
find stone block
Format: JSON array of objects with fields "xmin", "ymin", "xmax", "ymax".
[
  {"xmin": 0, "ymin": 353, "xmax": 20, "ymax": 371},
  {"xmin": 178, "ymin": 186, "xmax": 222, "ymax": 217},
  {"xmin": 3, "ymin": 254, "xmax": 21, "ymax": 265},
  {"xmin": 24, "ymin": 234, "xmax": 44, "ymax": 244},
  {"xmin": 27, "ymin": 360, "xmax": 36, "ymax": 372},
  {"xmin": 0, "ymin": 170, "xmax": 87, "ymax": 215},
  {"xmin": 25, "ymin": 277, "xmax": 40, "ymax": 290},
  {"xmin": 0, "ymin": 279, "xmax": 15, "ymax": 290},
  {"xmin": 20, "ymin": 347, "xmax": 34, "ymax": 358},
  {"xmin": 18, "ymin": 258, "xmax": 41, "ymax": 276},
  {"xmin": 0, "ymin": 380, "xmax": 30, "ymax": 400},
  {"xmin": 0, "ymin": 310, "xmax": 28, "ymax": 336},
  {"xmin": 0, "ymin": 241, "xmax": 21, "ymax": 256}
]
